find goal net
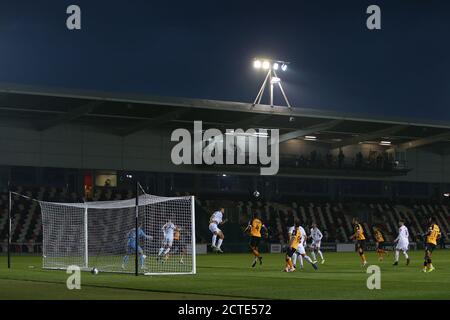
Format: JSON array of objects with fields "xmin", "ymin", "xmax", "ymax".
[{"xmin": 39, "ymin": 194, "xmax": 196, "ymax": 275}]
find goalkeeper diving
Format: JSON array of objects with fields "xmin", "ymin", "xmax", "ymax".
[{"xmin": 122, "ymin": 223, "xmax": 153, "ymax": 270}]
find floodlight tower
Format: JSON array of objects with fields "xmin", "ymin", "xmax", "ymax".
[{"xmin": 252, "ymin": 58, "xmax": 292, "ymax": 109}]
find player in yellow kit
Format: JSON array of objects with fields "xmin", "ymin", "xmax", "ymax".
[
  {"xmin": 350, "ymin": 217, "xmax": 367, "ymax": 267},
  {"xmin": 423, "ymin": 216, "xmax": 441, "ymax": 273},
  {"xmin": 244, "ymin": 213, "xmax": 267, "ymax": 267},
  {"xmin": 285, "ymin": 222, "xmax": 301, "ymax": 272},
  {"xmin": 172, "ymin": 226, "xmax": 186, "ymax": 264},
  {"xmin": 372, "ymin": 226, "xmax": 387, "ymax": 261},
  {"xmin": 284, "ymin": 220, "xmax": 318, "ymax": 272}
]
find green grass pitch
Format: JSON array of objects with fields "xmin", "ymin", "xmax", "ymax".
[{"xmin": 1, "ymin": 250, "xmax": 450, "ymax": 300}]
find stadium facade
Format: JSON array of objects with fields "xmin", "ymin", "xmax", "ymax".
[
  {"xmin": 0, "ymin": 83, "xmax": 449, "ymax": 187},
  {"xmin": 1, "ymin": 83, "xmax": 449, "ymax": 254}
]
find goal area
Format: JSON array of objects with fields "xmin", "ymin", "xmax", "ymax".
[{"xmin": 38, "ymin": 193, "xmax": 196, "ymax": 275}]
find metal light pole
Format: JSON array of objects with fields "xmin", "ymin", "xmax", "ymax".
[{"xmin": 252, "ymin": 58, "xmax": 292, "ymax": 109}]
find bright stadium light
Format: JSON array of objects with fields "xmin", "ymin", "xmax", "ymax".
[{"xmin": 252, "ymin": 57, "xmax": 292, "ymax": 109}]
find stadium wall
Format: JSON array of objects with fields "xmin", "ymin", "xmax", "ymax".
[
  {"xmin": 0, "ymin": 123, "xmax": 178, "ymax": 172},
  {"xmin": 0, "ymin": 122, "xmax": 450, "ymax": 183}
]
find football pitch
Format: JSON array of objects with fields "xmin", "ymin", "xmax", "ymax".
[{"xmin": 1, "ymin": 250, "xmax": 449, "ymax": 300}]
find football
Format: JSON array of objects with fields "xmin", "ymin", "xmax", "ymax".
[
  {"xmin": 253, "ymin": 190, "xmax": 260, "ymax": 198},
  {"xmin": 91, "ymin": 268, "xmax": 99, "ymax": 275}
]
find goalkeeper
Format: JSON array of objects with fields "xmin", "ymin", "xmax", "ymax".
[{"xmin": 122, "ymin": 223, "xmax": 153, "ymax": 270}]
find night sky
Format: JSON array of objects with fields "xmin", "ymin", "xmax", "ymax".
[{"xmin": 0, "ymin": 0, "xmax": 449, "ymax": 122}]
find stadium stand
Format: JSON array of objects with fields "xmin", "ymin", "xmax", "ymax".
[
  {"xmin": 281, "ymin": 149, "xmax": 401, "ymax": 172},
  {"xmin": 2, "ymin": 186, "xmax": 449, "ymax": 253}
]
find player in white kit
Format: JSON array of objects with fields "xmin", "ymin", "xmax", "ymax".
[
  {"xmin": 288, "ymin": 222, "xmax": 314, "ymax": 269},
  {"xmin": 157, "ymin": 220, "xmax": 177, "ymax": 261},
  {"xmin": 209, "ymin": 208, "xmax": 227, "ymax": 253},
  {"xmin": 393, "ymin": 219, "xmax": 410, "ymax": 266},
  {"xmin": 310, "ymin": 223, "xmax": 325, "ymax": 264}
]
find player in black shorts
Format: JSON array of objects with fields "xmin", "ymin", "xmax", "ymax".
[
  {"xmin": 372, "ymin": 226, "xmax": 387, "ymax": 261},
  {"xmin": 249, "ymin": 235, "xmax": 261, "ymax": 248},
  {"xmin": 172, "ymin": 226, "xmax": 185, "ymax": 264},
  {"xmin": 244, "ymin": 213, "xmax": 267, "ymax": 267},
  {"xmin": 423, "ymin": 217, "xmax": 440, "ymax": 273},
  {"xmin": 350, "ymin": 217, "xmax": 367, "ymax": 267}
]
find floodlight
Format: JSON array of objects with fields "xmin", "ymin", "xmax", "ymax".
[
  {"xmin": 252, "ymin": 57, "xmax": 292, "ymax": 109},
  {"xmin": 270, "ymin": 77, "xmax": 281, "ymax": 84}
]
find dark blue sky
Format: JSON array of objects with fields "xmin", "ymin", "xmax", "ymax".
[{"xmin": 0, "ymin": 0, "xmax": 449, "ymax": 121}]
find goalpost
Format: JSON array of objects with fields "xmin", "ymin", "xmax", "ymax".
[{"xmin": 11, "ymin": 187, "xmax": 196, "ymax": 275}]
